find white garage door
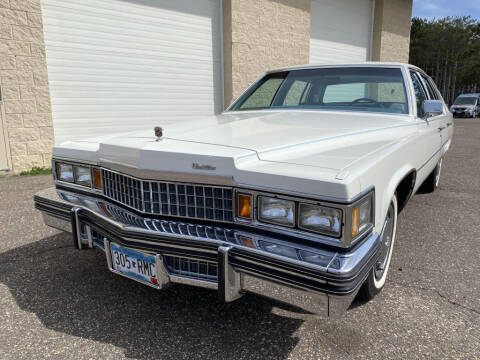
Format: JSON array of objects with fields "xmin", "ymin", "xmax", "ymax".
[
  {"xmin": 310, "ymin": 0, "xmax": 373, "ymax": 64},
  {"xmin": 41, "ymin": 0, "xmax": 222, "ymax": 144}
]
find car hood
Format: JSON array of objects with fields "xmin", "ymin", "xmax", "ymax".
[{"xmin": 55, "ymin": 110, "xmax": 415, "ymax": 176}]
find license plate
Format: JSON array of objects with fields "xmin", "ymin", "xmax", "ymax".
[{"xmin": 109, "ymin": 243, "xmax": 159, "ymax": 286}]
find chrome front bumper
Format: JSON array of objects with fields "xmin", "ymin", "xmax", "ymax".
[{"xmin": 34, "ymin": 187, "xmax": 381, "ymax": 317}]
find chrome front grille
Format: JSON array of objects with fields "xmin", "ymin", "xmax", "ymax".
[
  {"xmin": 102, "ymin": 169, "xmax": 234, "ymax": 223},
  {"xmin": 164, "ymin": 255, "xmax": 218, "ymax": 281}
]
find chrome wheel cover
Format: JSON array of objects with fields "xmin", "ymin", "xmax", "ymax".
[
  {"xmin": 435, "ymin": 158, "xmax": 443, "ymax": 187},
  {"xmin": 375, "ymin": 202, "xmax": 395, "ymax": 280}
]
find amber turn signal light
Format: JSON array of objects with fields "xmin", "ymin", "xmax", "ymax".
[
  {"xmin": 92, "ymin": 168, "xmax": 102, "ymax": 190},
  {"xmin": 351, "ymin": 207, "xmax": 359, "ymax": 237},
  {"xmin": 237, "ymin": 193, "xmax": 252, "ymax": 219},
  {"xmin": 238, "ymin": 236, "xmax": 255, "ymax": 248}
]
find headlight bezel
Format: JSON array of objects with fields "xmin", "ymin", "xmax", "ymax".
[
  {"xmin": 53, "ymin": 159, "xmax": 102, "ymax": 193},
  {"xmin": 235, "ymin": 187, "xmax": 375, "ymax": 247}
]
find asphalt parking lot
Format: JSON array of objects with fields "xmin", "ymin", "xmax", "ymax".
[{"xmin": 0, "ymin": 118, "xmax": 479, "ymax": 360}]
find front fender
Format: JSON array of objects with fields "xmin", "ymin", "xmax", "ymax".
[{"xmin": 357, "ymin": 158, "xmax": 417, "ymax": 236}]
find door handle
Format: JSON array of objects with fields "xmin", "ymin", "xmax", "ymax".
[
  {"xmin": 446, "ymin": 122, "xmax": 453, "ymax": 127},
  {"xmin": 437, "ymin": 126, "xmax": 446, "ymax": 132}
]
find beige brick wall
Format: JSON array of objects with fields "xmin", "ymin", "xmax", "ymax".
[
  {"xmin": 223, "ymin": 0, "xmax": 310, "ymax": 106},
  {"xmin": 0, "ymin": 0, "xmax": 53, "ymax": 173},
  {"xmin": 372, "ymin": 0, "xmax": 413, "ymax": 62}
]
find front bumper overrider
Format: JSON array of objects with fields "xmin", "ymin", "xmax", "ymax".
[{"xmin": 34, "ymin": 187, "xmax": 381, "ymax": 317}]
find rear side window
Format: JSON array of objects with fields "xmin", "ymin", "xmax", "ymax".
[
  {"xmin": 282, "ymin": 80, "xmax": 311, "ymax": 106},
  {"xmin": 420, "ymin": 74, "xmax": 439, "ymax": 100},
  {"xmin": 410, "ymin": 72, "xmax": 428, "ymax": 117},
  {"xmin": 238, "ymin": 75, "xmax": 284, "ymax": 110}
]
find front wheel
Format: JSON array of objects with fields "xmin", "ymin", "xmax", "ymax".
[{"xmin": 358, "ymin": 194, "xmax": 398, "ymax": 301}]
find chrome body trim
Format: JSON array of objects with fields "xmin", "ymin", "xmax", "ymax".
[
  {"xmin": 240, "ymin": 274, "xmax": 329, "ymax": 314},
  {"xmin": 417, "ymin": 146, "xmax": 443, "ymax": 171},
  {"xmin": 104, "ymin": 238, "xmax": 113, "ymax": 269},
  {"xmin": 155, "ymin": 255, "xmax": 170, "ymax": 289},
  {"xmin": 35, "ymin": 187, "xmax": 381, "ymax": 316},
  {"xmin": 236, "ymin": 182, "xmax": 375, "ymax": 205},
  {"xmin": 219, "ymin": 245, "xmax": 242, "ymax": 302},
  {"xmin": 42, "ymin": 212, "xmax": 72, "ymax": 233},
  {"xmin": 169, "ymin": 275, "xmax": 218, "ymax": 290},
  {"xmin": 53, "ymin": 156, "xmax": 98, "ymax": 166},
  {"xmin": 86, "ymin": 224, "xmax": 93, "ymax": 248},
  {"xmin": 73, "ymin": 207, "xmax": 82, "ymax": 249}
]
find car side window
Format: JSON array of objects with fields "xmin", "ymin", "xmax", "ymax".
[
  {"xmin": 282, "ymin": 80, "xmax": 311, "ymax": 106},
  {"xmin": 238, "ymin": 77, "xmax": 284, "ymax": 110},
  {"xmin": 410, "ymin": 72, "xmax": 427, "ymax": 118},
  {"xmin": 420, "ymin": 74, "xmax": 439, "ymax": 100}
]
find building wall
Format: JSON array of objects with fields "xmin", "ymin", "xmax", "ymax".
[
  {"xmin": 223, "ymin": 0, "xmax": 311, "ymax": 106},
  {"xmin": 224, "ymin": 0, "xmax": 412, "ymax": 106},
  {"xmin": 0, "ymin": 0, "xmax": 54, "ymax": 173},
  {"xmin": 371, "ymin": 0, "xmax": 413, "ymax": 62},
  {"xmin": 0, "ymin": 0, "xmax": 413, "ymax": 173}
]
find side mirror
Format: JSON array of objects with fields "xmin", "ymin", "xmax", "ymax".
[{"xmin": 423, "ymin": 100, "xmax": 443, "ymax": 117}]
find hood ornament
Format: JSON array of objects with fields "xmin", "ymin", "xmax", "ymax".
[{"xmin": 154, "ymin": 126, "xmax": 163, "ymax": 141}]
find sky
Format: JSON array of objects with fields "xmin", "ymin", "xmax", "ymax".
[{"xmin": 412, "ymin": 0, "xmax": 480, "ymax": 20}]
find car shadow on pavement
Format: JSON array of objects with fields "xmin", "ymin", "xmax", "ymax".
[{"xmin": 0, "ymin": 233, "xmax": 304, "ymax": 359}]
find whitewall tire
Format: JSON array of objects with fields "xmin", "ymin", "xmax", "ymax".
[{"xmin": 359, "ymin": 194, "xmax": 398, "ymax": 300}]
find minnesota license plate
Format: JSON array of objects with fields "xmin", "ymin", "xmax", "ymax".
[{"xmin": 109, "ymin": 243, "xmax": 159, "ymax": 286}]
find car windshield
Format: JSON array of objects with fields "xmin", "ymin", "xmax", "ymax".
[
  {"xmin": 231, "ymin": 67, "xmax": 409, "ymax": 114},
  {"xmin": 454, "ymin": 97, "xmax": 476, "ymax": 105}
]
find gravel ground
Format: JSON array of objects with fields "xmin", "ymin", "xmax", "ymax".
[{"xmin": 0, "ymin": 118, "xmax": 479, "ymax": 360}]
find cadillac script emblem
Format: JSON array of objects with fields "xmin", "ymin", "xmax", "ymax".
[
  {"xmin": 192, "ymin": 163, "xmax": 216, "ymax": 171},
  {"xmin": 154, "ymin": 126, "xmax": 163, "ymax": 140}
]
